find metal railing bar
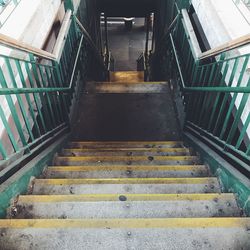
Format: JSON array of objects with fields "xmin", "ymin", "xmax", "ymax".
[
  {"xmin": 0, "ymin": 139, "xmax": 7, "ymax": 160},
  {"xmin": 187, "ymin": 122, "xmax": 250, "ymax": 163},
  {"xmin": 199, "ymin": 33, "xmax": 250, "ymax": 60},
  {"xmin": 170, "ymin": 34, "xmax": 185, "ymax": 89},
  {"xmin": 15, "ymin": 60, "xmax": 41, "ymax": 137},
  {"xmin": 24, "ymin": 61, "xmax": 47, "ymax": 133},
  {"xmin": 170, "ymin": 35, "xmax": 250, "ymax": 93},
  {"xmin": 236, "ymin": 113, "xmax": 250, "ymax": 149},
  {"xmin": 4, "ymin": 58, "xmax": 35, "ymax": 141},
  {"xmin": 0, "ymin": 53, "xmax": 55, "ymax": 67},
  {"xmin": 0, "ymin": 34, "xmax": 84, "ymax": 95},
  {"xmin": 0, "ymin": 33, "xmax": 56, "ymax": 61},
  {"xmin": 0, "ymin": 105, "xmax": 19, "ymax": 152},
  {"xmin": 75, "ymin": 16, "xmax": 107, "ymax": 70},
  {"xmin": 0, "ymin": 67, "xmax": 28, "ymax": 147}
]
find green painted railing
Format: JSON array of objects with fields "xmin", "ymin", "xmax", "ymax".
[
  {"xmin": 160, "ymin": 9, "xmax": 250, "ymax": 177},
  {"xmin": 0, "ymin": 11, "xmax": 107, "ymax": 183},
  {"xmin": 0, "ymin": 0, "xmax": 21, "ymax": 28}
]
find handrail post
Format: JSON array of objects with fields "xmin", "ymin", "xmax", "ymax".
[
  {"xmin": 64, "ymin": 0, "xmax": 74, "ymax": 12},
  {"xmin": 104, "ymin": 14, "xmax": 109, "ymax": 67}
]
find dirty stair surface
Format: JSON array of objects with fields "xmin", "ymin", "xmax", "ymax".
[
  {"xmin": 1, "ymin": 141, "xmax": 249, "ymax": 250},
  {"xmin": 109, "ymin": 71, "xmax": 145, "ymax": 82}
]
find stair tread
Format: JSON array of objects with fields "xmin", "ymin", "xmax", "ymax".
[
  {"xmin": 32, "ymin": 178, "xmax": 220, "ymax": 195},
  {"xmin": 14, "ymin": 197, "xmax": 241, "ymax": 219},
  {"xmin": 18, "ymin": 193, "xmax": 235, "ymax": 202},
  {"xmin": 54, "ymin": 155, "xmax": 199, "ymax": 166},
  {"xmin": 45, "ymin": 165, "xmax": 209, "ymax": 178},
  {"xmin": 1, "ymin": 222, "xmax": 249, "ymax": 250},
  {"xmin": 86, "ymin": 82, "xmax": 169, "ymax": 94},
  {"xmin": 61, "ymin": 148, "xmax": 191, "ymax": 156},
  {"xmin": 109, "ymin": 71, "xmax": 144, "ymax": 82},
  {"xmin": 1, "ymin": 217, "xmax": 249, "ymax": 227},
  {"xmin": 35, "ymin": 177, "xmax": 218, "ymax": 184},
  {"xmin": 47, "ymin": 165, "xmax": 207, "ymax": 170}
]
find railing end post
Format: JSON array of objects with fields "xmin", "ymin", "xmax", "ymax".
[{"xmin": 64, "ymin": 0, "xmax": 74, "ymax": 12}]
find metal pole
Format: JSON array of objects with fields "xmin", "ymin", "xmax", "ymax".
[
  {"xmin": 104, "ymin": 14, "xmax": 109, "ymax": 54},
  {"xmin": 145, "ymin": 14, "xmax": 150, "ymax": 58}
]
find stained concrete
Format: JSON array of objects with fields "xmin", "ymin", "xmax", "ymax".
[
  {"xmin": 71, "ymin": 92, "xmax": 181, "ymax": 141},
  {"xmin": 45, "ymin": 167, "xmax": 209, "ymax": 178},
  {"xmin": 15, "ymin": 198, "xmax": 240, "ymax": 219},
  {"xmin": 1, "ymin": 227, "xmax": 250, "ymax": 250},
  {"xmin": 32, "ymin": 182, "xmax": 220, "ymax": 195}
]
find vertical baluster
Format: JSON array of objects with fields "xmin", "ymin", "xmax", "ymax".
[
  {"xmin": 0, "ymin": 105, "xmax": 19, "ymax": 152},
  {"xmin": 4, "ymin": 58, "xmax": 35, "ymax": 141},
  {"xmin": 29, "ymin": 54, "xmax": 54, "ymax": 131},
  {"xmin": 225, "ymin": 77, "xmax": 250, "ymax": 145},
  {"xmin": 53, "ymin": 61, "xmax": 70, "ymax": 123},
  {"xmin": 24, "ymin": 62, "xmax": 47, "ymax": 134},
  {"xmin": 219, "ymin": 56, "xmax": 248, "ymax": 139},
  {"xmin": 44, "ymin": 66, "xmax": 63, "ymax": 123},
  {"xmin": 213, "ymin": 58, "xmax": 240, "ymax": 135},
  {"xmin": 235, "ymin": 113, "xmax": 250, "ymax": 150},
  {"xmin": 207, "ymin": 56, "xmax": 228, "ymax": 131},
  {"xmin": 0, "ymin": 139, "xmax": 7, "ymax": 160},
  {"xmin": 0, "ymin": 68, "xmax": 28, "ymax": 148},
  {"xmin": 192, "ymin": 65, "xmax": 208, "ymax": 123},
  {"xmin": 185, "ymin": 64, "xmax": 203, "ymax": 122},
  {"xmin": 14, "ymin": 59, "xmax": 42, "ymax": 137},
  {"xmin": 197, "ymin": 63, "xmax": 217, "ymax": 126},
  {"xmin": 246, "ymin": 143, "xmax": 250, "ymax": 156},
  {"xmin": 37, "ymin": 65, "xmax": 57, "ymax": 128}
]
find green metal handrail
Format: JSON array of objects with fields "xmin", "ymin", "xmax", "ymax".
[
  {"xmin": 161, "ymin": 9, "xmax": 250, "ymax": 175},
  {"xmin": 0, "ymin": 12, "xmax": 106, "ymax": 169},
  {"xmin": 0, "ymin": 0, "xmax": 21, "ymax": 28}
]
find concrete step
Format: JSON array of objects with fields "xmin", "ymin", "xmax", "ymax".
[
  {"xmin": 45, "ymin": 165, "xmax": 209, "ymax": 178},
  {"xmin": 0, "ymin": 218, "xmax": 250, "ymax": 250},
  {"xmin": 86, "ymin": 81, "xmax": 169, "ymax": 94},
  {"xmin": 54, "ymin": 155, "xmax": 199, "ymax": 166},
  {"xmin": 68, "ymin": 141, "xmax": 184, "ymax": 149},
  {"xmin": 60, "ymin": 147, "xmax": 191, "ymax": 156},
  {"xmin": 14, "ymin": 193, "xmax": 241, "ymax": 219},
  {"xmin": 32, "ymin": 177, "xmax": 220, "ymax": 195},
  {"xmin": 109, "ymin": 71, "xmax": 144, "ymax": 82}
]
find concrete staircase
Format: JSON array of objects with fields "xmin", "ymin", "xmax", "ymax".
[{"xmin": 0, "ymin": 141, "xmax": 250, "ymax": 249}]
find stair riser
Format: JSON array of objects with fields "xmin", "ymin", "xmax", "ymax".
[
  {"xmin": 60, "ymin": 150, "xmax": 191, "ymax": 157},
  {"xmin": 1, "ymin": 227, "xmax": 249, "ymax": 250},
  {"xmin": 32, "ymin": 183, "xmax": 220, "ymax": 195},
  {"xmin": 14, "ymin": 200, "xmax": 240, "ymax": 219},
  {"xmin": 45, "ymin": 170, "xmax": 209, "ymax": 178},
  {"xmin": 86, "ymin": 83, "xmax": 169, "ymax": 94},
  {"xmin": 54, "ymin": 158, "xmax": 200, "ymax": 166},
  {"xmin": 68, "ymin": 142, "xmax": 183, "ymax": 149}
]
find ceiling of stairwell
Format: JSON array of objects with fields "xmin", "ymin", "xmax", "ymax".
[{"xmin": 97, "ymin": 0, "xmax": 157, "ymax": 17}]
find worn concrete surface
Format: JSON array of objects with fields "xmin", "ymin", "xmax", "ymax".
[
  {"xmin": 32, "ymin": 182, "xmax": 220, "ymax": 195},
  {"xmin": 1, "ymin": 227, "xmax": 250, "ymax": 250},
  {"xmin": 70, "ymin": 92, "xmax": 181, "ymax": 141},
  {"xmin": 15, "ymin": 198, "xmax": 240, "ymax": 219},
  {"xmin": 45, "ymin": 166, "xmax": 209, "ymax": 178}
]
